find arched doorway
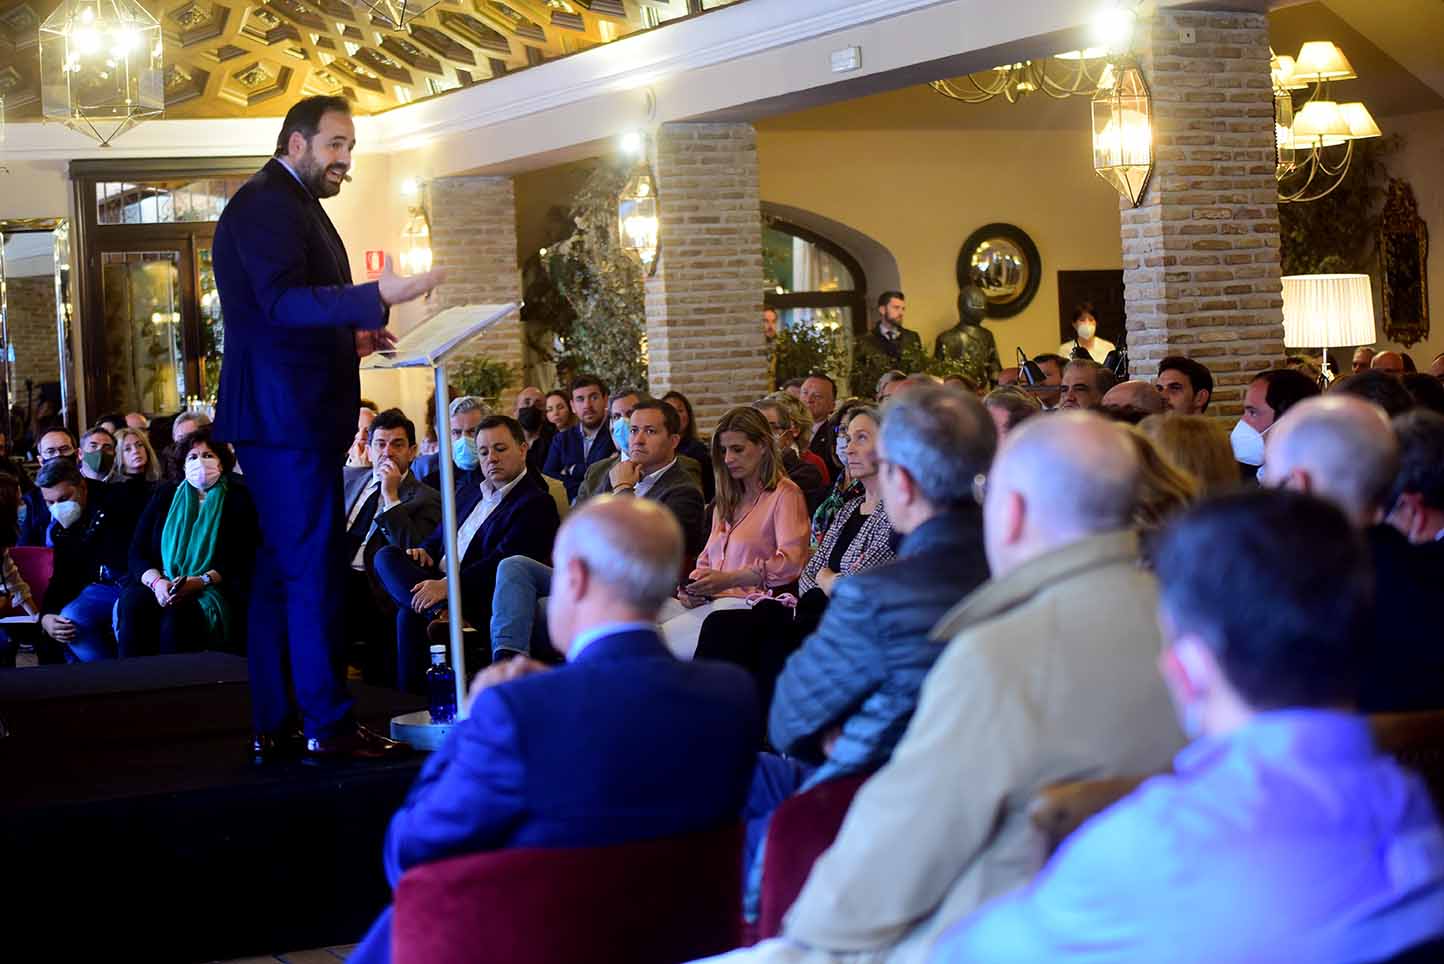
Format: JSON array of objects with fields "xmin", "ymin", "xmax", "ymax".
[{"xmin": 762, "ymin": 218, "xmax": 867, "ymax": 390}]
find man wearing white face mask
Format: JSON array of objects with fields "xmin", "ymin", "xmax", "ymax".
[
  {"xmin": 117, "ymin": 425, "xmax": 260, "ymax": 657},
  {"xmin": 32, "ymin": 459, "xmax": 144, "ymax": 662},
  {"xmin": 1232, "ymin": 368, "xmax": 1319, "ymax": 482}
]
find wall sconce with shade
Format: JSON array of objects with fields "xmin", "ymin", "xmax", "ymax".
[
  {"xmin": 1091, "ymin": 60, "xmax": 1153, "ymax": 207},
  {"xmin": 1281, "ymin": 273, "xmax": 1376, "ymax": 385},
  {"xmin": 38, "ymin": 0, "xmax": 164, "ymax": 146},
  {"xmin": 399, "ymin": 178, "xmax": 433, "ymax": 277},
  {"xmin": 617, "ymin": 132, "xmax": 659, "ymax": 274}
]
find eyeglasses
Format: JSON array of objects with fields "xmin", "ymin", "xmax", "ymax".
[{"xmin": 972, "ymin": 473, "xmax": 988, "ymax": 506}]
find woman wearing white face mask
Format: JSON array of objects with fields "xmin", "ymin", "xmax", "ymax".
[
  {"xmin": 117, "ymin": 426, "xmax": 259, "ymax": 657},
  {"xmin": 1059, "ymin": 302, "xmax": 1116, "ymax": 365}
]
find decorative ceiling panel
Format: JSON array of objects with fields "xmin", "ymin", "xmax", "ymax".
[{"xmin": 0, "ymin": 0, "xmax": 741, "ymax": 120}]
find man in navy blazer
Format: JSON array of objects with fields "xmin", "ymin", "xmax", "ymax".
[
  {"xmin": 211, "ymin": 96, "xmax": 441, "ymax": 759},
  {"xmin": 374, "ymin": 415, "xmax": 560, "ymax": 691},
  {"xmin": 352, "ymin": 496, "xmax": 760, "ymax": 964},
  {"xmin": 543, "ymin": 374, "xmax": 616, "ymax": 502}
]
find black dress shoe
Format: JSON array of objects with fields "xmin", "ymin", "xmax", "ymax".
[
  {"xmin": 251, "ymin": 727, "xmax": 304, "ymax": 761},
  {"xmin": 304, "ymin": 722, "xmax": 411, "ymax": 760}
]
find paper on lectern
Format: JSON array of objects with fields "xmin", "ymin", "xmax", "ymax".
[{"xmin": 361, "ymin": 303, "xmax": 519, "ymax": 370}]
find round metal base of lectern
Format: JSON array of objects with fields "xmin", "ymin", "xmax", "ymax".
[{"xmin": 390, "ymin": 710, "xmax": 455, "ymax": 750}]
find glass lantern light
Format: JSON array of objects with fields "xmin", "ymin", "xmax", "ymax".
[
  {"xmin": 39, "ymin": 0, "xmax": 164, "ymax": 147},
  {"xmin": 398, "ymin": 178, "xmax": 433, "ymax": 275},
  {"xmin": 1091, "ymin": 59, "xmax": 1154, "ymax": 207},
  {"xmin": 618, "ymin": 160, "xmax": 659, "ymax": 272},
  {"xmin": 348, "ymin": 0, "xmax": 441, "ymax": 30}
]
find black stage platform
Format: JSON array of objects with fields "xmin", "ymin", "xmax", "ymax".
[{"xmin": 0, "ymin": 654, "xmax": 426, "ymax": 962}]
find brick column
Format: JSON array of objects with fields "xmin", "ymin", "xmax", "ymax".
[
  {"xmin": 1122, "ymin": 8, "xmax": 1285, "ymax": 415},
  {"xmin": 644, "ymin": 123, "xmax": 768, "ymax": 431},
  {"xmin": 428, "ymin": 175, "xmax": 525, "ymax": 405}
]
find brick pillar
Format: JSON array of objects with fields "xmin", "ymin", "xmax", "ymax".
[
  {"xmin": 429, "ymin": 175, "xmax": 525, "ymax": 406},
  {"xmin": 1122, "ymin": 8, "xmax": 1285, "ymax": 415},
  {"xmin": 644, "ymin": 123, "xmax": 768, "ymax": 432}
]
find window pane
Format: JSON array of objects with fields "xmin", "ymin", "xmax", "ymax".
[
  {"xmin": 762, "ymin": 225, "xmax": 855, "ymax": 294},
  {"xmin": 93, "ymin": 176, "xmax": 248, "ymax": 225}
]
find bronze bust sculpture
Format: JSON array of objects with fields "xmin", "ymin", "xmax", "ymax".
[{"xmin": 934, "ymin": 284, "xmax": 1002, "ymax": 386}]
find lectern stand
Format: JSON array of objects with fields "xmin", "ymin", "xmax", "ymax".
[{"xmin": 361, "ymin": 302, "xmax": 519, "ymax": 749}]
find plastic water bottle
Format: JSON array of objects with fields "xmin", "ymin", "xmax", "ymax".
[{"xmin": 426, "ymin": 645, "xmax": 457, "ymax": 724}]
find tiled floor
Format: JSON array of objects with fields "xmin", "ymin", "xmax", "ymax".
[{"xmin": 217, "ymin": 946, "xmax": 356, "ymax": 963}]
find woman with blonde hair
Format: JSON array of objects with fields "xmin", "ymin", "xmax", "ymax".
[
  {"xmin": 1125, "ymin": 428, "xmax": 1200, "ymax": 532},
  {"xmin": 115, "ymin": 426, "xmax": 163, "ymax": 497},
  {"xmin": 658, "ymin": 406, "xmax": 811, "ymax": 659},
  {"xmin": 1139, "ymin": 414, "xmax": 1238, "ymax": 495}
]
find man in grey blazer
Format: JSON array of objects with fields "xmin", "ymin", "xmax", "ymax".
[{"xmin": 342, "ymin": 408, "xmax": 443, "ymax": 684}]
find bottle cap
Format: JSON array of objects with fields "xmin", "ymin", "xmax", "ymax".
[{"xmin": 429, "ymin": 644, "xmax": 446, "ymax": 655}]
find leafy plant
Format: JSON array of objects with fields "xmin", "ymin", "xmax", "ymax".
[
  {"xmin": 447, "ymin": 355, "xmax": 515, "ymax": 404},
  {"xmin": 543, "ymin": 159, "xmax": 648, "ymax": 392},
  {"xmin": 1279, "ymin": 136, "xmax": 1399, "ymax": 276},
  {"xmin": 773, "ymin": 322, "xmax": 848, "ymax": 388}
]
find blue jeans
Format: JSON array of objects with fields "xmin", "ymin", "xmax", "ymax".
[
  {"xmin": 489, "ymin": 555, "xmax": 552, "ymax": 658},
  {"xmin": 60, "ymin": 582, "xmax": 122, "ymax": 663},
  {"xmin": 741, "ymin": 753, "xmax": 813, "ymax": 921}
]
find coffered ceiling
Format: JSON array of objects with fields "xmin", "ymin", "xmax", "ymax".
[{"xmin": 0, "ymin": 0, "xmax": 727, "ymax": 120}]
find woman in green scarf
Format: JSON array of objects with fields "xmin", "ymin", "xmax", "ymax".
[{"xmin": 117, "ymin": 426, "xmax": 258, "ymax": 656}]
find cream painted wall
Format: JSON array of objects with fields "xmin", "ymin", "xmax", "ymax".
[
  {"xmin": 756, "ymin": 124, "xmax": 1123, "ymax": 361},
  {"xmin": 0, "ymin": 161, "xmax": 72, "ymax": 221},
  {"xmin": 1370, "ymin": 109, "xmax": 1444, "ymax": 370}
]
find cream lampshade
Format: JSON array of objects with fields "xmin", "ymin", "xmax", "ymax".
[{"xmin": 1281, "ymin": 273, "xmax": 1376, "ymax": 380}]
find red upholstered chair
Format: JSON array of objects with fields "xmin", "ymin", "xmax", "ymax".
[
  {"xmin": 9, "ymin": 546, "xmax": 54, "ymax": 611},
  {"xmin": 392, "ymin": 824, "xmax": 744, "ymax": 964},
  {"xmin": 757, "ymin": 772, "xmax": 872, "ymax": 940}
]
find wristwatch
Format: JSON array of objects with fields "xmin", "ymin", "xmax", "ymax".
[{"xmin": 199, "ymin": 573, "xmax": 213, "ymax": 588}]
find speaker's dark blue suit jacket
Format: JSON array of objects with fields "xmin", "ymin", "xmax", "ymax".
[{"xmin": 211, "ymin": 158, "xmax": 386, "ymax": 452}]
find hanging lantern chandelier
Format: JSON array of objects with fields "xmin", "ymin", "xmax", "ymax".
[
  {"xmin": 38, "ymin": 0, "xmax": 163, "ymax": 147},
  {"xmin": 1273, "ymin": 42, "xmax": 1382, "ymax": 204},
  {"xmin": 1091, "ymin": 59, "xmax": 1153, "ymax": 207},
  {"xmin": 932, "ymin": 50, "xmax": 1113, "ymax": 105},
  {"xmin": 617, "ymin": 134, "xmax": 659, "ymax": 274},
  {"xmin": 347, "ymin": 0, "xmax": 441, "ymax": 31}
]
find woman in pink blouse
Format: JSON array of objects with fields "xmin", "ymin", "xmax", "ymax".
[{"xmin": 659, "ymin": 406, "xmax": 812, "ymax": 658}]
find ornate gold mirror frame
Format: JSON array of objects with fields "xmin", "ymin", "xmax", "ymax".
[{"xmin": 1378, "ymin": 180, "xmax": 1430, "ymax": 348}]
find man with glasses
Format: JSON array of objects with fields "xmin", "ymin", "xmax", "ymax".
[{"xmin": 20, "ymin": 427, "xmax": 80, "ymax": 546}]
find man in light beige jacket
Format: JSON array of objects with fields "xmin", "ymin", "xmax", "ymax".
[{"xmin": 705, "ymin": 412, "xmax": 1186, "ymax": 964}]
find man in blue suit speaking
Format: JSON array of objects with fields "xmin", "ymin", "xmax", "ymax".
[
  {"xmin": 212, "ymin": 95, "xmax": 442, "ymax": 759},
  {"xmin": 351, "ymin": 496, "xmax": 761, "ymax": 961}
]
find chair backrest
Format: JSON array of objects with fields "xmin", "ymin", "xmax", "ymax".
[
  {"xmin": 1370, "ymin": 710, "xmax": 1444, "ymax": 811},
  {"xmin": 757, "ymin": 772, "xmax": 871, "ymax": 940},
  {"xmin": 1028, "ymin": 775, "xmax": 1149, "ymax": 863},
  {"xmin": 9, "ymin": 546, "xmax": 54, "ymax": 611},
  {"xmin": 392, "ymin": 824, "xmax": 743, "ymax": 964}
]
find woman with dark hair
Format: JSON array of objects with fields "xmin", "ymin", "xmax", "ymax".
[
  {"xmin": 1059, "ymin": 301, "xmax": 1116, "ymax": 364},
  {"xmin": 658, "ymin": 406, "xmax": 810, "ymax": 659},
  {"xmin": 662, "ymin": 389, "xmax": 714, "ymax": 502},
  {"xmin": 117, "ymin": 427, "xmax": 259, "ymax": 657},
  {"xmin": 544, "ymin": 389, "xmax": 576, "ymax": 433}
]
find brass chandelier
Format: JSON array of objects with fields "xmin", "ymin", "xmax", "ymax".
[
  {"xmin": 1273, "ymin": 42, "xmax": 1382, "ymax": 204},
  {"xmin": 931, "ymin": 49, "xmax": 1112, "ymax": 105}
]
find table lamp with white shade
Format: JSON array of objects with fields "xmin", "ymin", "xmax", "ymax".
[{"xmin": 1281, "ymin": 273, "xmax": 1376, "ymax": 385}]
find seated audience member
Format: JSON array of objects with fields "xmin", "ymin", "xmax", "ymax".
[
  {"xmin": 800, "ymin": 374, "xmax": 839, "ymax": 482},
  {"xmin": 1386, "ymin": 410, "xmax": 1444, "ymax": 544},
  {"xmin": 1263, "ymin": 395, "xmax": 1442, "ymax": 712},
  {"xmin": 754, "ymin": 396, "xmax": 828, "ymax": 515},
  {"xmin": 118, "ymin": 428, "xmax": 259, "ymax": 657},
  {"xmin": 0, "ymin": 472, "xmax": 38, "ymax": 668},
  {"xmin": 20, "ymin": 427, "xmax": 80, "ymax": 544},
  {"xmin": 512, "ymin": 386, "xmax": 543, "ymax": 418},
  {"xmin": 543, "ymin": 389, "xmax": 575, "ymax": 434},
  {"xmin": 1371, "ymin": 350, "xmax": 1406, "ymax": 376},
  {"xmin": 164, "ymin": 411, "xmax": 212, "ymax": 480},
  {"xmin": 696, "ymin": 405, "xmax": 895, "ymax": 707},
  {"xmin": 781, "ymin": 377, "xmax": 805, "ymax": 400},
  {"xmin": 1026, "ymin": 353, "xmax": 1067, "ymax": 410},
  {"xmin": 575, "ymin": 388, "xmax": 643, "ymax": 500},
  {"xmin": 662, "ymin": 390, "xmax": 715, "ymax": 503},
  {"xmin": 658, "ymin": 407, "xmax": 811, "ymax": 659},
  {"xmin": 79, "ymin": 426, "xmax": 120, "ymax": 483},
  {"xmin": 983, "ymin": 386, "xmax": 1041, "ymax": 441},
  {"xmin": 1138, "ymin": 414, "xmax": 1238, "ymax": 495},
  {"xmin": 342, "ymin": 409, "xmax": 443, "ymax": 683},
  {"xmin": 807, "ymin": 400, "xmax": 872, "ymax": 549},
  {"xmin": 1100, "ymin": 379, "xmax": 1166, "ymax": 422},
  {"xmin": 488, "ymin": 401, "xmax": 706, "ymax": 663},
  {"xmin": 1059, "ymin": 358, "xmax": 1115, "ymax": 411},
  {"xmin": 375, "ymin": 416, "xmax": 559, "ymax": 691},
  {"xmin": 996, "ymin": 367, "xmax": 1020, "ymax": 387},
  {"xmin": 345, "ymin": 405, "xmax": 378, "ymax": 468},
  {"xmin": 744, "ymin": 387, "xmax": 996, "ymax": 914},
  {"xmin": 544, "ymin": 375, "xmax": 616, "ymax": 503},
  {"xmin": 95, "ymin": 413, "xmax": 125, "ymax": 436},
  {"xmin": 1402, "ymin": 372, "xmax": 1444, "ymax": 415},
  {"xmin": 516, "ymin": 404, "xmax": 555, "ymax": 480},
  {"xmin": 125, "ymin": 412, "xmax": 149, "ymax": 430},
  {"xmin": 1430, "ymin": 352, "xmax": 1444, "ymax": 380},
  {"xmin": 937, "ymin": 489, "xmax": 1444, "ymax": 963},
  {"xmin": 114, "ymin": 426, "xmax": 162, "ymax": 498},
  {"xmin": 1330, "ymin": 369, "xmax": 1415, "ymax": 417},
  {"xmin": 1234, "ymin": 368, "xmax": 1320, "ymax": 479},
  {"xmin": 1352, "ymin": 346, "xmax": 1376, "ymax": 374},
  {"xmin": 723, "ymin": 413, "xmax": 1185, "ymax": 964},
  {"xmin": 1403, "ymin": 352, "xmax": 1418, "ymax": 373},
  {"xmin": 1124, "ymin": 430, "xmax": 1199, "ymax": 532},
  {"xmin": 419, "ymin": 396, "xmax": 488, "ymax": 491},
  {"xmin": 351, "ymin": 498, "xmax": 761, "ymax": 964},
  {"xmin": 32, "ymin": 458, "xmax": 145, "ymax": 662},
  {"xmin": 875, "ymin": 370, "xmax": 908, "ymax": 402},
  {"xmin": 1155, "ymin": 356, "xmax": 1213, "ymax": 414}
]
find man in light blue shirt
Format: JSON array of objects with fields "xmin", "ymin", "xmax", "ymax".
[{"xmin": 935, "ymin": 489, "xmax": 1444, "ymax": 964}]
